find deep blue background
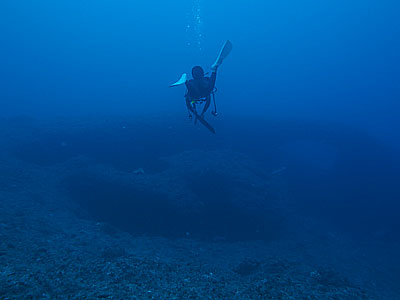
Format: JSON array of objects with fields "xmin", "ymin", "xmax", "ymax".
[{"xmin": 1, "ymin": 1, "xmax": 399, "ymax": 141}]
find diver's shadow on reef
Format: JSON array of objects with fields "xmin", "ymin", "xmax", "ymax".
[{"xmin": 65, "ymin": 172, "xmax": 284, "ymax": 242}]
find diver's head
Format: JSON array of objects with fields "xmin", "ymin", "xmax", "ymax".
[{"xmin": 192, "ymin": 66, "xmax": 204, "ymax": 79}]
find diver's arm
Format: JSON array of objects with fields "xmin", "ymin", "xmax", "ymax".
[{"xmin": 208, "ymin": 70, "xmax": 217, "ymax": 93}]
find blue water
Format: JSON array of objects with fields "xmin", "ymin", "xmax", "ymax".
[{"xmin": 1, "ymin": 1, "xmax": 400, "ymax": 299}]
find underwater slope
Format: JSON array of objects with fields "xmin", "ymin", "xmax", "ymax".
[{"xmin": 0, "ymin": 115, "xmax": 398, "ymax": 299}]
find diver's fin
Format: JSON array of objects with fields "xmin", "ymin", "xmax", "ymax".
[
  {"xmin": 211, "ymin": 40, "xmax": 233, "ymax": 70},
  {"xmin": 193, "ymin": 112, "xmax": 216, "ymax": 134},
  {"xmin": 170, "ymin": 73, "xmax": 188, "ymax": 87}
]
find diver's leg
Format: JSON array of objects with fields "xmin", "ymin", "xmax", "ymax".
[
  {"xmin": 186, "ymin": 98, "xmax": 195, "ymax": 113},
  {"xmin": 186, "ymin": 97, "xmax": 197, "ymax": 119},
  {"xmin": 201, "ymin": 96, "xmax": 211, "ymax": 117}
]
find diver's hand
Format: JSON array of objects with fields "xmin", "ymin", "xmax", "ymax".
[{"xmin": 211, "ymin": 63, "xmax": 219, "ymax": 72}]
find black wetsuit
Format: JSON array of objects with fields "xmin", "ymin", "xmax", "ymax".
[{"xmin": 185, "ymin": 71, "xmax": 217, "ymax": 116}]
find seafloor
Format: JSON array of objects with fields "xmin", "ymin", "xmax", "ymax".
[{"xmin": 0, "ymin": 116, "xmax": 398, "ymax": 299}]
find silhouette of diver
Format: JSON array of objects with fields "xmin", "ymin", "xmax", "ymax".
[
  {"xmin": 170, "ymin": 40, "xmax": 232, "ymax": 123},
  {"xmin": 185, "ymin": 65, "xmax": 218, "ymax": 118}
]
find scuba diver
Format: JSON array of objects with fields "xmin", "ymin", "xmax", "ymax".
[
  {"xmin": 185, "ymin": 65, "xmax": 218, "ymax": 119},
  {"xmin": 170, "ymin": 40, "xmax": 232, "ymax": 133}
]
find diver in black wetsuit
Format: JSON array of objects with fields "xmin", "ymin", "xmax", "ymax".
[{"xmin": 185, "ymin": 65, "xmax": 218, "ymax": 118}]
